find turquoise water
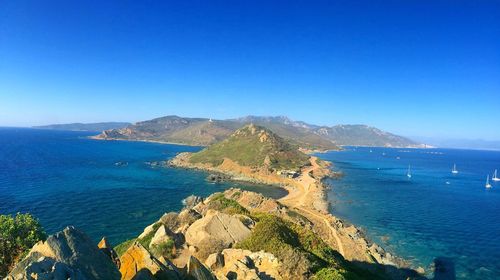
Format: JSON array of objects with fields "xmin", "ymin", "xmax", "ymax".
[
  {"xmin": 0, "ymin": 128, "xmax": 286, "ymax": 245},
  {"xmin": 320, "ymin": 147, "xmax": 500, "ymax": 280}
]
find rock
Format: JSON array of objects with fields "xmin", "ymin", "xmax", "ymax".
[
  {"xmin": 98, "ymin": 237, "xmax": 121, "ymax": 269},
  {"xmin": 138, "ymin": 223, "xmax": 157, "ymax": 240},
  {"xmin": 149, "ymin": 225, "xmax": 172, "ymax": 249},
  {"xmin": 119, "ymin": 242, "xmax": 180, "ymax": 280},
  {"xmin": 183, "ymin": 195, "xmax": 203, "ymax": 209},
  {"xmin": 205, "ymin": 173, "xmax": 231, "ymax": 183},
  {"xmin": 186, "ymin": 256, "xmax": 216, "ymax": 280},
  {"xmin": 6, "ymin": 226, "xmax": 121, "ymax": 280},
  {"xmin": 223, "ymin": 189, "xmax": 282, "ymax": 214},
  {"xmin": 185, "ymin": 210, "xmax": 251, "ymax": 250},
  {"xmin": 208, "ymin": 249, "xmax": 281, "ymax": 280},
  {"xmin": 205, "ymin": 252, "xmax": 225, "ymax": 270}
]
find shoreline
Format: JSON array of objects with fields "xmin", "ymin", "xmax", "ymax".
[{"xmin": 168, "ymin": 152, "xmax": 424, "ymax": 275}]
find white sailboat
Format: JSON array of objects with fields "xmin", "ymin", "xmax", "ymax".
[
  {"xmin": 492, "ymin": 169, "xmax": 500, "ymax": 182},
  {"xmin": 407, "ymin": 165, "xmax": 412, "ymax": 179},
  {"xmin": 451, "ymin": 164, "xmax": 458, "ymax": 174},
  {"xmin": 485, "ymin": 175, "xmax": 492, "ymax": 189}
]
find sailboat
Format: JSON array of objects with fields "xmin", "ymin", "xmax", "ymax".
[
  {"xmin": 407, "ymin": 165, "xmax": 412, "ymax": 179},
  {"xmin": 451, "ymin": 164, "xmax": 458, "ymax": 174},
  {"xmin": 485, "ymin": 175, "xmax": 492, "ymax": 189},
  {"xmin": 492, "ymin": 169, "xmax": 500, "ymax": 182}
]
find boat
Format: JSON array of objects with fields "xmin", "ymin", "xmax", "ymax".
[
  {"xmin": 407, "ymin": 165, "xmax": 412, "ymax": 179},
  {"xmin": 486, "ymin": 175, "xmax": 492, "ymax": 189},
  {"xmin": 451, "ymin": 164, "xmax": 458, "ymax": 174},
  {"xmin": 493, "ymin": 169, "xmax": 500, "ymax": 182}
]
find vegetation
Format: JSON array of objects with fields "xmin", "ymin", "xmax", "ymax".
[
  {"xmin": 138, "ymin": 223, "xmax": 162, "ymax": 249},
  {"xmin": 236, "ymin": 213, "xmax": 382, "ymax": 279},
  {"xmin": 0, "ymin": 213, "xmax": 46, "ymax": 277},
  {"xmin": 150, "ymin": 239, "xmax": 176, "ymax": 259},
  {"xmin": 114, "ymin": 238, "xmax": 136, "ymax": 257},
  {"xmin": 206, "ymin": 193, "xmax": 250, "ymax": 215},
  {"xmin": 189, "ymin": 124, "xmax": 310, "ymax": 170}
]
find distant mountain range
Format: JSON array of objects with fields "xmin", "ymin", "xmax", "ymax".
[
  {"xmin": 94, "ymin": 115, "xmax": 424, "ymax": 150},
  {"xmin": 33, "ymin": 122, "xmax": 131, "ymax": 132}
]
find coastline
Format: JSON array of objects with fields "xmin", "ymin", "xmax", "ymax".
[
  {"xmin": 168, "ymin": 152, "xmax": 424, "ymax": 276},
  {"xmin": 88, "ymin": 135, "xmax": 205, "ymax": 147}
]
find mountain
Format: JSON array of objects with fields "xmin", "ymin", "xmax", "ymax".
[
  {"xmin": 314, "ymin": 124, "xmax": 422, "ymax": 147},
  {"xmin": 94, "ymin": 115, "xmax": 423, "ymax": 149},
  {"xmin": 189, "ymin": 124, "xmax": 310, "ymax": 170},
  {"xmin": 409, "ymin": 136, "xmax": 500, "ymax": 151},
  {"xmin": 33, "ymin": 122, "xmax": 130, "ymax": 132}
]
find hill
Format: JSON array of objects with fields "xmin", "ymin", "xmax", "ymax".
[
  {"xmin": 94, "ymin": 115, "xmax": 423, "ymax": 149},
  {"xmin": 33, "ymin": 122, "xmax": 130, "ymax": 132},
  {"xmin": 189, "ymin": 124, "xmax": 310, "ymax": 171}
]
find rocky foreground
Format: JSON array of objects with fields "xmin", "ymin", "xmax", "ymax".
[{"xmin": 5, "ymin": 189, "xmax": 425, "ymax": 280}]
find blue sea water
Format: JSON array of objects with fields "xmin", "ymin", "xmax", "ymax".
[
  {"xmin": 320, "ymin": 147, "xmax": 500, "ymax": 280},
  {"xmin": 0, "ymin": 128, "xmax": 286, "ymax": 245}
]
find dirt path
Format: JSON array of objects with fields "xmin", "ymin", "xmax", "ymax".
[{"xmin": 279, "ymin": 157, "xmax": 346, "ymax": 257}]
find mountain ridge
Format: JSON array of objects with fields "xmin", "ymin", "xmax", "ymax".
[{"xmin": 94, "ymin": 115, "xmax": 424, "ymax": 149}]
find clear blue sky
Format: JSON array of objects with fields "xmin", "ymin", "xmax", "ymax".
[{"xmin": 0, "ymin": 1, "xmax": 499, "ymax": 140}]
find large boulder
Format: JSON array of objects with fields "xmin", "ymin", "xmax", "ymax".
[
  {"xmin": 185, "ymin": 210, "xmax": 251, "ymax": 251},
  {"xmin": 206, "ymin": 249, "xmax": 281, "ymax": 280},
  {"xmin": 6, "ymin": 226, "xmax": 121, "ymax": 280},
  {"xmin": 119, "ymin": 241, "xmax": 180, "ymax": 280}
]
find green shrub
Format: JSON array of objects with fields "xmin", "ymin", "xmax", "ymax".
[
  {"xmin": 0, "ymin": 213, "xmax": 46, "ymax": 277},
  {"xmin": 114, "ymin": 238, "xmax": 136, "ymax": 257},
  {"xmin": 150, "ymin": 239, "xmax": 175, "ymax": 259},
  {"xmin": 313, "ymin": 268, "xmax": 348, "ymax": 280},
  {"xmin": 138, "ymin": 223, "xmax": 162, "ymax": 248},
  {"xmin": 207, "ymin": 194, "xmax": 249, "ymax": 215}
]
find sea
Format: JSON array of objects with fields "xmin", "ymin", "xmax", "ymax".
[
  {"xmin": 320, "ymin": 147, "xmax": 500, "ymax": 280},
  {"xmin": 0, "ymin": 128, "xmax": 286, "ymax": 245},
  {"xmin": 2, "ymin": 128, "xmax": 499, "ymax": 279}
]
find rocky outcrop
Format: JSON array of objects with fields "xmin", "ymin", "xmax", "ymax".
[
  {"xmin": 206, "ymin": 249, "xmax": 281, "ymax": 280},
  {"xmin": 119, "ymin": 242, "xmax": 180, "ymax": 280},
  {"xmin": 185, "ymin": 210, "xmax": 251, "ymax": 250},
  {"xmin": 98, "ymin": 237, "xmax": 121, "ymax": 269},
  {"xmin": 186, "ymin": 256, "xmax": 216, "ymax": 280},
  {"xmin": 6, "ymin": 226, "xmax": 121, "ymax": 280}
]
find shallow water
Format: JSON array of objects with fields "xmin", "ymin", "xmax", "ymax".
[
  {"xmin": 320, "ymin": 147, "xmax": 500, "ymax": 279},
  {"xmin": 0, "ymin": 128, "xmax": 286, "ymax": 244}
]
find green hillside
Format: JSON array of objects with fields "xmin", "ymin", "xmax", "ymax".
[{"xmin": 189, "ymin": 124, "xmax": 310, "ymax": 171}]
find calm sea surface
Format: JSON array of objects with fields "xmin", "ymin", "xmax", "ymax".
[
  {"xmin": 320, "ymin": 147, "xmax": 500, "ymax": 280},
  {"xmin": 0, "ymin": 128, "xmax": 286, "ymax": 245}
]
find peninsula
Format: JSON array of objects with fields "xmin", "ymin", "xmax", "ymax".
[{"xmin": 168, "ymin": 124, "xmax": 424, "ymax": 278}]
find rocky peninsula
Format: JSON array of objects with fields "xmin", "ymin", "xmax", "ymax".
[{"xmin": 168, "ymin": 124, "xmax": 425, "ymax": 278}]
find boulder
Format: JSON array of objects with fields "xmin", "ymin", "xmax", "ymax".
[
  {"xmin": 149, "ymin": 225, "xmax": 171, "ymax": 249},
  {"xmin": 119, "ymin": 242, "xmax": 180, "ymax": 280},
  {"xmin": 207, "ymin": 249, "xmax": 281, "ymax": 280},
  {"xmin": 138, "ymin": 223, "xmax": 158, "ymax": 240},
  {"xmin": 6, "ymin": 226, "xmax": 121, "ymax": 280},
  {"xmin": 185, "ymin": 210, "xmax": 251, "ymax": 250},
  {"xmin": 186, "ymin": 256, "xmax": 216, "ymax": 280},
  {"xmin": 183, "ymin": 195, "xmax": 203, "ymax": 209},
  {"xmin": 205, "ymin": 252, "xmax": 225, "ymax": 270}
]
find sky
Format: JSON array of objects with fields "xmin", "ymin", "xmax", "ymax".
[{"xmin": 0, "ymin": 1, "xmax": 499, "ymax": 140}]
